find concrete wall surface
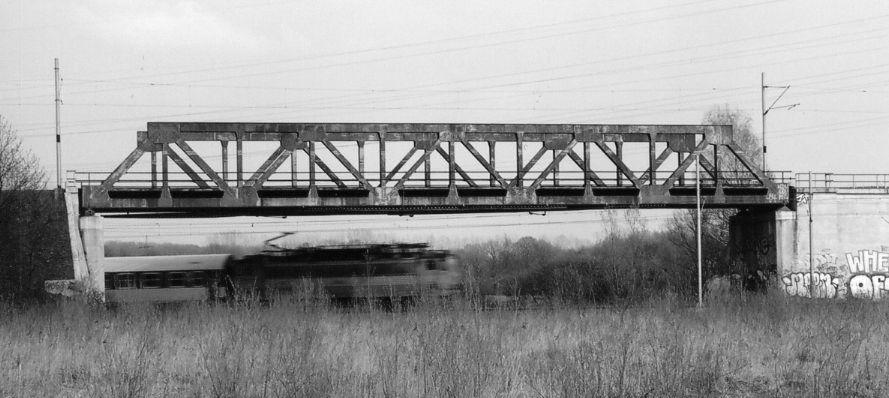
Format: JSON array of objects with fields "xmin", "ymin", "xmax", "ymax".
[
  {"xmin": 65, "ymin": 187, "xmax": 89, "ymax": 281},
  {"xmin": 79, "ymin": 215, "xmax": 105, "ymax": 294},
  {"xmin": 785, "ymin": 192, "xmax": 889, "ymax": 299},
  {"xmin": 730, "ymin": 208, "xmax": 797, "ymax": 282}
]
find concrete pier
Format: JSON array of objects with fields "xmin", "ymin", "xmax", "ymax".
[
  {"xmin": 730, "ymin": 207, "xmax": 797, "ymax": 283},
  {"xmin": 79, "ymin": 215, "xmax": 105, "ymax": 294}
]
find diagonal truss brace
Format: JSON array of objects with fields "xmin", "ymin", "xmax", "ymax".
[
  {"xmin": 302, "ymin": 148, "xmax": 347, "ymax": 188},
  {"xmin": 460, "ymin": 139, "xmax": 508, "ymax": 189},
  {"xmin": 175, "ymin": 140, "xmax": 236, "ymax": 196},
  {"xmin": 594, "ymin": 141, "xmax": 639, "ymax": 187},
  {"xmin": 434, "ymin": 146, "xmax": 478, "ymax": 187},
  {"xmin": 322, "ymin": 140, "xmax": 372, "ymax": 189},
  {"xmin": 565, "ymin": 150, "xmax": 606, "ymax": 187},
  {"xmin": 246, "ymin": 146, "xmax": 291, "ymax": 189},
  {"xmin": 98, "ymin": 147, "xmax": 145, "ymax": 192},
  {"xmin": 393, "ymin": 139, "xmax": 442, "ymax": 189},
  {"xmin": 638, "ymin": 147, "xmax": 675, "ymax": 185},
  {"xmin": 165, "ymin": 147, "xmax": 211, "ymax": 189},
  {"xmin": 509, "ymin": 146, "xmax": 548, "ymax": 189},
  {"xmin": 529, "ymin": 140, "xmax": 578, "ymax": 190}
]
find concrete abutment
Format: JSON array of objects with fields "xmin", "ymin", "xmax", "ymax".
[
  {"xmin": 729, "ymin": 207, "xmax": 797, "ymax": 288},
  {"xmin": 45, "ymin": 187, "xmax": 105, "ymax": 299},
  {"xmin": 786, "ymin": 192, "xmax": 889, "ymax": 299},
  {"xmin": 730, "ymin": 192, "xmax": 889, "ymax": 299}
]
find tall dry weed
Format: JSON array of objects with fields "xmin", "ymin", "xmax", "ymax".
[{"xmin": 6, "ymin": 293, "xmax": 889, "ymax": 396}]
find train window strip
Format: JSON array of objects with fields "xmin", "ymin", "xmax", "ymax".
[
  {"xmin": 105, "ymin": 270, "xmax": 215, "ymax": 290},
  {"xmin": 186, "ymin": 271, "xmax": 206, "ymax": 287},
  {"xmin": 168, "ymin": 272, "xmax": 186, "ymax": 288},
  {"xmin": 258, "ymin": 259, "xmax": 446, "ymax": 279},
  {"xmin": 140, "ymin": 272, "xmax": 162, "ymax": 289},
  {"xmin": 114, "ymin": 273, "xmax": 137, "ymax": 290}
]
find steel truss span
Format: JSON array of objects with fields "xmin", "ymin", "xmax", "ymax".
[{"xmin": 76, "ymin": 122, "xmax": 790, "ymax": 216}]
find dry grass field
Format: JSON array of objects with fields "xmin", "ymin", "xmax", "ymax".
[{"xmin": 1, "ymin": 293, "xmax": 886, "ymax": 397}]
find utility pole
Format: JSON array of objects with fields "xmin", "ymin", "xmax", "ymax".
[
  {"xmin": 696, "ymin": 153, "xmax": 702, "ymax": 307},
  {"xmin": 760, "ymin": 72, "xmax": 798, "ymax": 172},
  {"xmin": 760, "ymin": 73, "xmax": 766, "ymax": 171},
  {"xmin": 54, "ymin": 58, "xmax": 62, "ymax": 198},
  {"xmin": 808, "ymin": 171, "xmax": 814, "ymax": 298}
]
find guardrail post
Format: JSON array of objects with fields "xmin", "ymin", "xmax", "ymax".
[
  {"xmin": 221, "ymin": 140, "xmax": 229, "ymax": 183},
  {"xmin": 615, "ymin": 141, "xmax": 623, "ymax": 186},
  {"xmin": 712, "ymin": 144, "xmax": 718, "ymax": 187},
  {"xmin": 309, "ymin": 141, "xmax": 316, "ymax": 188},
  {"xmin": 236, "ymin": 137, "xmax": 243, "ymax": 188},
  {"xmin": 161, "ymin": 144, "xmax": 169, "ymax": 189},
  {"xmin": 448, "ymin": 141, "xmax": 455, "ymax": 188},
  {"xmin": 290, "ymin": 145, "xmax": 298, "ymax": 188},
  {"xmin": 358, "ymin": 141, "xmax": 365, "ymax": 176},
  {"xmin": 150, "ymin": 150, "xmax": 157, "ymax": 189},
  {"xmin": 424, "ymin": 149, "xmax": 431, "ymax": 188},
  {"xmin": 583, "ymin": 142, "xmax": 591, "ymax": 189},
  {"xmin": 552, "ymin": 149, "xmax": 560, "ymax": 187},
  {"xmin": 678, "ymin": 151, "xmax": 685, "ymax": 185},
  {"xmin": 379, "ymin": 132, "xmax": 387, "ymax": 186},
  {"xmin": 515, "ymin": 132, "xmax": 524, "ymax": 188},
  {"xmin": 488, "ymin": 141, "xmax": 496, "ymax": 187}
]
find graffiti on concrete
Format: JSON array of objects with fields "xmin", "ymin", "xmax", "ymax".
[
  {"xmin": 799, "ymin": 249, "xmax": 842, "ymax": 274},
  {"xmin": 781, "ymin": 272, "xmax": 841, "ymax": 298},
  {"xmin": 735, "ymin": 236, "xmax": 775, "ymax": 273},
  {"xmin": 849, "ymin": 274, "xmax": 889, "ymax": 300},
  {"xmin": 846, "ymin": 250, "xmax": 889, "ymax": 300},
  {"xmin": 746, "ymin": 238, "xmax": 771, "ymax": 257},
  {"xmin": 788, "ymin": 249, "xmax": 844, "ymax": 298},
  {"xmin": 845, "ymin": 250, "xmax": 889, "ymax": 273}
]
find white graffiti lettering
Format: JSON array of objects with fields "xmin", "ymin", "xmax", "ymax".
[
  {"xmin": 781, "ymin": 272, "xmax": 840, "ymax": 298},
  {"xmin": 849, "ymin": 274, "xmax": 889, "ymax": 300},
  {"xmin": 845, "ymin": 250, "xmax": 889, "ymax": 274}
]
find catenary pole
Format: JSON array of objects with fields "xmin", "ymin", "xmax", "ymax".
[
  {"xmin": 761, "ymin": 72, "xmax": 798, "ymax": 172},
  {"xmin": 696, "ymin": 153, "xmax": 702, "ymax": 307},
  {"xmin": 809, "ymin": 171, "xmax": 814, "ymax": 298},
  {"xmin": 54, "ymin": 58, "xmax": 62, "ymax": 197},
  {"xmin": 761, "ymin": 72, "xmax": 766, "ymax": 171}
]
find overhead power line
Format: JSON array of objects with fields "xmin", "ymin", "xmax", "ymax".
[
  {"xmin": 9, "ymin": 13, "xmax": 888, "ymax": 135},
  {"xmin": 5, "ymin": 0, "xmax": 791, "ymax": 103},
  {"xmin": 0, "ymin": 0, "xmax": 726, "ymax": 89}
]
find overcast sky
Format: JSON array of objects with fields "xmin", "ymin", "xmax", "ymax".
[{"xmin": 2, "ymin": 0, "xmax": 887, "ymax": 246}]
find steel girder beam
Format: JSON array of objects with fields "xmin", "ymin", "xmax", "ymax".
[{"xmin": 78, "ymin": 122, "xmax": 789, "ymax": 215}]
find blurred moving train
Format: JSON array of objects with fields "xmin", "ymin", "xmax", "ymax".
[{"xmin": 103, "ymin": 243, "xmax": 461, "ymax": 304}]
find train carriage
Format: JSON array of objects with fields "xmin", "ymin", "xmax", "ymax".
[
  {"xmin": 226, "ymin": 243, "xmax": 461, "ymax": 302},
  {"xmin": 103, "ymin": 254, "xmax": 230, "ymax": 303},
  {"xmin": 102, "ymin": 244, "xmax": 461, "ymax": 304}
]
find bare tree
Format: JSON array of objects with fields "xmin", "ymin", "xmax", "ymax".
[
  {"xmin": 0, "ymin": 115, "xmax": 70, "ymax": 300},
  {"xmin": 0, "ymin": 116, "xmax": 46, "ymax": 205},
  {"xmin": 668, "ymin": 104, "xmax": 763, "ymax": 283}
]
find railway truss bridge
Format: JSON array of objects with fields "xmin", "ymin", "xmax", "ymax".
[
  {"xmin": 73, "ymin": 122, "xmax": 791, "ymax": 217},
  {"xmin": 61, "ymin": 122, "xmax": 889, "ymax": 301}
]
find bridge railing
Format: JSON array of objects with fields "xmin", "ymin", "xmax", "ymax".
[
  {"xmin": 71, "ymin": 169, "xmax": 794, "ymax": 190},
  {"xmin": 767, "ymin": 171, "xmax": 794, "ymax": 185},
  {"xmin": 794, "ymin": 172, "xmax": 889, "ymax": 192}
]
